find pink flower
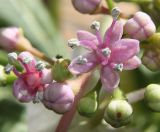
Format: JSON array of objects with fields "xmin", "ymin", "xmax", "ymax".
[
  {"xmin": 124, "ymin": 12, "xmax": 156, "ymax": 41},
  {"xmin": 42, "ymin": 82, "xmax": 74, "ymax": 114},
  {"xmin": 68, "ymin": 9, "xmax": 141, "ymax": 92},
  {"xmin": 11, "ymin": 51, "xmax": 52, "ymax": 102}
]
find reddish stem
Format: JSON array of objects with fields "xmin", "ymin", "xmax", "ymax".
[{"xmin": 55, "ymin": 73, "xmax": 92, "ymax": 132}]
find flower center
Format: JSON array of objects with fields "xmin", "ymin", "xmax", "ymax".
[{"xmin": 102, "ymin": 48, "xmax": 111, "ymax": 57}]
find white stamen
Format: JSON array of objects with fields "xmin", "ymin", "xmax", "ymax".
[
  {"xmin": 22, "ymin": 56, "xmax": 33, "ymax": 64},
  {"xmin": 33, "ymin": 91, "xmax": 43, "ymax": 104},
  {"xmin": 68, "ymin": 38, "xmax": 80, "ymax": 48},
  {"xmin": 8, "ymin": 52, "xmax": 18, "ymax": 64},
  {"xmin": 77, "ymin": 56, "xmax": 88, "ymax": 65},
  {"xmin": 4, "ymin": 64, "xmax": 13, "ymax": 74},
  {"xmin": 36, "ymin": 61, "xmax": 46, "ymax": 71},
  {"xmin": 114, "ymin": 63, "xmax": 123, "ymax": 72},
  {"xmin": 102, "ymin": 48, "xmax": 111, "ymax": 57},
  {"xmin": 90, "ymin": 21, "xmax": 100, "ymax": 30},
  {"xmin": 111, "ymin": 7, "xmax": 121, "ymax": 20}
]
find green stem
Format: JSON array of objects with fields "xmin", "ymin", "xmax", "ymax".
[
  {"xmin": 105, "ymin": 0, "xmax": 115, "ymax": 12},
  {"xmin": 114, "ymin": 0, "xmax": 152, "ymax": 3}
]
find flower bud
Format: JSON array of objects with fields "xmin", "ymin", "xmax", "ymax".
[
  {"xmin": 104, "ymin": 99, "xmax": 133, "ymax": 128},
  {"xmin": 78, "ymin": 91, "xmax": 98, "ymax": 117},
  {"xmin": 0, "ymin": 27, "xmax": 32, "ymax": 51},
  {"xmin": 142, "ymin": 49, "xmax": 160, "ymax": 71},
  {"xmin": 124, "ymin": 12, "xmax": 156, "ymax": 41},
  {"xmin": 72, "ymin": 0, "xmax": 102, "ymax": 14},
  {"xmin": 144, "ymin": 84, "xmax": 160, "ymax": 112},
  {"xmin": 42, "ymin": 82, "xmax": 74, "ymax": 114},
  {"xmin": 52, "ymin": 59, "xmax": 72, "ymax": 82}
]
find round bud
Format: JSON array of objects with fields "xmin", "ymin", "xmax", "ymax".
[
  {"xmin": 104, "ymin": 99, "xmax": 133, "ymax": 128},
  {"xmin": 72, "ymin": 0, "xmax": 102, "ymax": 14},
  {"xmin": 78, "ymin": 91, "xmax": 98, "ymax": 117},
  {"xmin": 124, "ymin": 12, "xmax": 156, "ymax": 41},
  {"xmin": 145, "ymin": 84, "xmax": 160, "ymax": 112},
  {"xmin": 42, "ymin": 82, "xmax": 74, "ymax": 114}
]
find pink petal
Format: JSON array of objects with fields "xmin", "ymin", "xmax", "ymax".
[
  {"xmin": 77, "ymin": 30, "xmax": 98, "ymax": 49},
  {"xmin": 18, "ymin": 51, "xmax": 36, "ymax": 72},
  {"xmin": 104, "ymin": 20, "xmax": 123, "ymax": 47},
  {"xmin": 123, "ymin": 56, "xmax": 141, "ymax": 70},
  {"xmin": 100, "ymin": 66, "xmax": 120, "ymax": 92},
  {"xmin": 13, "ymin": 78, "xmax": 35, "ymax": 102},
  {"xmin": 68, "ymin": 52, "xmax": 98, "ymax": 75},
  {"xmin": 111, "ymin": 39, "xmax": 140, "ymax": 63}
]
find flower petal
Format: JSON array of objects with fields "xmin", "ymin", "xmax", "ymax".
[
  {"xmin": 13, "ymin": 79, "xmax": 35, "ymax": 102},
  {"xmin": 104, "ymin": 20, "xmax": 123, "ymax": 47},
  {"xmin": 68, "ymin": 52, "xmax": 98, "ymax": 75},
  {"xmin": 111, "ymin": 39, "xmax": 140, "ymax": 63},
  {"xmin": 123, "ymin": 56, "xmax": 141, "ymax": 70},
  {"xmin": 77, "ymin": 30, "xmax": 98, "ymax": 49},
  {"xmin": 100, "ymin": 66, "xmax": 120, "ymax": 92}
]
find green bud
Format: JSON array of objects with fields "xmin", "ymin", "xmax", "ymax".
[
  {"xmin": 104, "ymin": 99, "xmax": 133, "ymax": 128},
  {"xmin": 78, "ymin": 91, "xmax": 98, "ymax": 117},
  {"xmin": 145, "ymin": 84, "xmax": 160, "ymax": 112},
  {"xmin": 148, "ymin": 33, "xmax": 160, "ymax": 49},
  {"xmin": 52, "ymin": 59, "xmax": 72, "ymax": 82}
]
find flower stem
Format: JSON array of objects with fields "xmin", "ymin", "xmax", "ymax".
[
  {"xmin": 55, "ymin": 72, "xmax": 92, "ymax": 132},
  {"xmin": 114, "ymin": 0, "xmax": 152, "ymax": 3},
  {"xmin": 105, "ymin": 0, "xmax": 115, "ymax": 12}
]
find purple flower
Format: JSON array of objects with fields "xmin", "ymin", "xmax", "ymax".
[
  {"xmin": 42, "ymin": 82, "xmax": 74, "ymax": 114},
  {"xmin": 68, "ymin": 8, "xmax": 141, "ymax": 92}
]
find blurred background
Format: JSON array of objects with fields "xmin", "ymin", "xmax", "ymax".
[{"xmin": 1, "ymin": 0, "xmax": 160, "ymax": 132}]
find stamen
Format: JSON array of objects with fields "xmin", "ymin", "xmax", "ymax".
[
  {"xmin": 4, "ymin": 64, "xmax": 13, "ymax": 74},
  {"xmin": 90, "ymin": 21, "xmax": 100, "ymax": 30},
  {"xmin": 36, "ymin": 61, "xmax": 46, "ymax": 71},
  {"xmin": 33, "ymin": 91, "xmax": 43, "ymax": 104},
  {"xmin": 22, "ymin": 56, "xmax": 33, "ymax": 64},
  {"xmin": 77, "ymin": 56, "xmax": 88, "ymax": 65},
  {"xmin": 114, "ymin": 63, "xmax": 123, "ymax": 72},
  {"xmin": 68, "ymin": 38, "xmax": 80, "ymax": 48},
  {"xmin": 8, "ymin": 52, "xmax": 18, "ymax": 64},
  {"xmin": 102, "ymin": 48, "xmax": 111, "ymax": 57},
  {"xmin": 111, "ymin": 7, "xmax": 121, "ymax": 20}
]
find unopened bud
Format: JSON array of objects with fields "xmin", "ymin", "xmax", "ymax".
[
  {"xmin": 124, "ymin": 12, "xmax": 156, "ymax": 41},
  {"xmin": 72, "ymin": 0, "xmax": 102, "ymax": 14},
  {"xmin": 142, "ymin": 49, "xmax": 160, "ymax": 71},
  {"xmin": 78, "ymin": 91, "xmax": 98, "ymax": 117},
  {"xmin": 52, "ymin": 59, "xmax": 72, "ymax": 82},
  {"xmin": 145, "ymin": 84, "xmax": 160, "ymax": 112},
  {"xmin": 104, "ymin": 99, "xmax": 133, "ymax": 128},
  {"xmin": 42, "ymin": 82, "xmax": 74, "ymax": 114}
]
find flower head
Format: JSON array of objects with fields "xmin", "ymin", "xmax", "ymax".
[
  {"xmin": 8, "ymin": 51, "xmax": 52, "ymax": 102},
  {"xmin": 68, "ymin": 8, "xmax": 141, "ymax": 92}
]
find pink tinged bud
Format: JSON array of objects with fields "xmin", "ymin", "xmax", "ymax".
[
  {"xmin": 0, "ymin": 27, "xmax": 22, "ymax": 51},
  {"xmin": 42, "ymin": 82, "xmax": 74, "ymax": 114},
  {"xmin": 124, "ymin": 12, "xmax": 156, "ymax": 41},
  {"xmin": 72, "ymin": 0, "xmax": 101, "ymax": 14},
  {"xmin": 41, "ymin": 68, "xmax": 53, "ymax": 84}
]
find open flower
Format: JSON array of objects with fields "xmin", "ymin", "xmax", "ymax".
[
  {"xmin": 8, "ymin": 51, "xmax": 52, "ymax": 102},
  {"xmin": 68, "ymin": 8, "xmax": 141, "ymax": 92}
]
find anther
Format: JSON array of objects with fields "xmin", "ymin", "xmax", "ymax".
[
  {"xmin": 68, "ymin": 38, "xmax": 80, "ymax": 48},
  {"xmin": 111, "ymin": 7, "xmax": 121, "ymax": 20},
  {"xmin": 102, "ymin": 48, "xmax": 111, "ymax": 57},
  {"xmin": 77, "ymin": 56, "xmax": 88, "ymax": 65},
  {"xmin": 8, "ymin": 52, "xmax": 18, "ymax": 64},
  {"xmin": 90, "ymin": 21, "xmax": 100, "ymax": 30},
  {"xmin": 4, "ymin": 64, "xmax": 13, "ymax": 74},
  {"xmin": 36, "ymin": 61, "xmax": 46, "ymax": 71},
  {"xmin": 114, "ymin": 63, "xmax": 123, "ymax": 72}
]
